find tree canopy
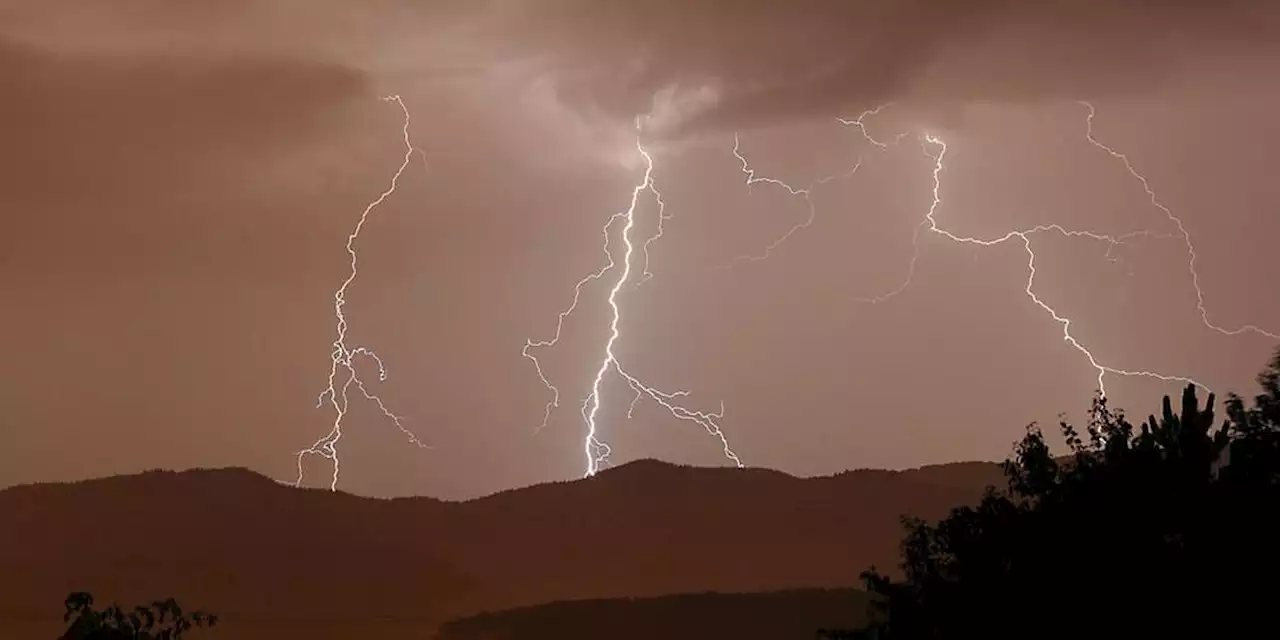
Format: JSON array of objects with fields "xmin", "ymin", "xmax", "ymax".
[
  {"xmin": 61, "ymin": 592, "xmax": 216, "ymax": 640},
  {"xmin": 857, "ymin": 348, "xmax": 1280, "ymax": 639}
]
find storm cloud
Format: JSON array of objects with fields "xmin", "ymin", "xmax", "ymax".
[{"xmin": 476, "ymin": 0, "xmax": 1279, "ymax": 135}]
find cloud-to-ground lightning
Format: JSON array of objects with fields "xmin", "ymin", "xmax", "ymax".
[
  {"xmin": 294, "ymin": 95, "xmax": 430, "ymax": 491},
  {"xmin": 844, "ymin": 100, "xmax": 1280, "ymax": 397},
  {"xmin": 524, "ymin": 119, "xmax": 744, "ymax": 476}
]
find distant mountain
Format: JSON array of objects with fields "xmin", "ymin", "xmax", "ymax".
[
  {"xmin": 435, "ymin": 588, "xmax": 872, "ymax": 640},
  {"xmin": 0, "ymin": 460, "xmax": 1003, "ymax": 639}
]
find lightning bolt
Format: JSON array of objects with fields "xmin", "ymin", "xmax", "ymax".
[
  {"xmin": 715, "ymin": 103, "xmax": 919, "ymax": 269},
  {"xmin": 1079, "ymin": 100, "xmax": 1280, "ymax": 340},
  {"xmin": 854, "ymin": 118, "xmax": 1211, "ymax": 397},
  {"xmin": 294, "ymin": 95, "xmax": 429, "ymax": 491},
  {"xmin": 836, "ymin": 103, "xmax": 912, "ymax": 150},
  {"xmin": 524, "ymin": 119, "xmax": 744, "ymax": 476},
  {"xmin": 636, "ymin": 171, "xmax": 669, "ymax": 288},
  {"xmin": 719, "ymin": 102, "xmax": 1247, "ymax": 399},
  {"xmin": 718, "ymin": 133, "xmax": 864, "ymax": 268}
]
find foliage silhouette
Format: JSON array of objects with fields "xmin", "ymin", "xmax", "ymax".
[
  {"xmin": 60, "ymin": 592, "xmax": 217, "ymax": 640},
  {"xmin": 854, "ymin": 348, "xmax": 1280, "ymax": 640}
]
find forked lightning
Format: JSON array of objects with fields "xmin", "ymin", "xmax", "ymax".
[
  {"xmin": 294, "ymin": 95, "xmax": 429, "ymax": 491},
  {"xmin": 524, "ymin": 120, "xmax": 744, "ymax": 476},
  {"xmin": 1078, "ymin": 101, "xmax": 1279, "ymax": 341},
  {"xmin": 718, "ymin": 134, "xmax": 864, "ymax": 268},
  {"xmin": 294, "ymin": 95, "xmax": 1273, "ymax": 488},
  {"xmin": 860, "ymin": 130, "xmax": 1203, "ymax": 396},
  {"xmin": 837, "ymin": 102, "xmax": 1271, "ymax": 397}
]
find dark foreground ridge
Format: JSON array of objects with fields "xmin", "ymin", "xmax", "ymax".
[
  {"xmin": 436, "ymin": 588, "xmax": 872, "ymax": 640},
  {"xmin": 0, "ymin": 459, "xmax": 1002, "ymax": 639}
]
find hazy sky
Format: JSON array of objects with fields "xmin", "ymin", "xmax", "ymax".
[{"xmin": 3, "ymin": 1, "xmax": 1279, "ymax": 499}]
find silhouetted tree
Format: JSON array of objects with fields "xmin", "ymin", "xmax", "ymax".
[
  {"xmin": 856, "ymin": 348, "xmax": 1280, "ymax": 640},
  {"xmin": 61, "ymin": 592, "xmax": 217, "ymax": 640},
  {"xmin": 815, "ymin": 628, "xmax": 861, "ymax": 639},
  {"xmin": 1223, "ymin": 348, "xmax": 1280, "ymax": 483}
]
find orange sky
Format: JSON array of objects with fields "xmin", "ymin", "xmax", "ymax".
[{"xmin": 3, "ymin": 0, "xmax": 1278, "ymax": 499}]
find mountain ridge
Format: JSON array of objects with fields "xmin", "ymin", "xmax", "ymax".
[
  {"xmin": 0, "ymin": 458, "xmax": 1005, "ymax": 640},
  {"xmin": 0, "ymin": 457, "xmax": 1006, "ymax": 502},
  {"xmin": 435, "ymin": 588, "xmax": 873, "ymax": 640}
]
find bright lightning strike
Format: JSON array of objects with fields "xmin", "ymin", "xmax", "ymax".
[
  {"xmin": 856, "ymin": 112, "xmax": 1217, "ymax": 397},
  {"xmin": 295, "ymin": 95, "xmax": 429, "ymax": 492},
  {"xmin": 1079, "ymin": 101, "xmax": 1280, "ymax": 341},
  {"xmin": 524, "ymin": 119, "xmax": 744, "ymax": 477}
]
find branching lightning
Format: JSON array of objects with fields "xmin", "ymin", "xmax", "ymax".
[
  {"xmin": 1078, "ymin": 101, "xmax": 1280, "ymax": 341},
  {"xmin": 713, "ymin": 103, "xmax": 916, "ymax": 268},
  {"xmin": 290, "ymin": 95, "xmax": 1272, "ymax": 488},
  {"xmin": 847, "ymin": 101, "xmax": 1280, "ymax": 397},
  {"xmin": 718, "ymin": 133, "xmax": 864, "ymax": 268},
  {"xmin": 524, "ymin": 119, "xmax": 744, "ymax": 476},
  {"xmin": 718, "ymin": 100, "xmax": 1273, "ymax": 401},
  {"xmin": 837, "ymin": 103, "xmax": 912, "ymax": 150},
  {"xmin": 294, "ymin": 95, "xmax": 430, "ymax": 491},
  {"xmin": 636, "ymin": 173, "xmax": 669, "ymax": 288}
]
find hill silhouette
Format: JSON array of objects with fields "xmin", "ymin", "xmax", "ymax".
[
  {"xmin": 0, "ymin": 459, "xmax": 1002, "ymax": 639},
  {"xmin": 434, "ymin": 588, "xmax": 871, "ymax": 640}
]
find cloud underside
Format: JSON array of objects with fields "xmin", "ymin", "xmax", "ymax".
[
  {"xmin": 3, "ymin": 1, "xmax": 1275, "ymax": 136},
  {"xmin": 481, "ymin": 0, "xmax": 1279, "ymax": 135},
  {"xmin": 3, "ymin": 0, "xmax": 1277, "ymax": 146}
]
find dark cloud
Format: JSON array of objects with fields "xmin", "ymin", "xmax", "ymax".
[
  {"xmin": 7, "ymin": 1, "xmax": 1274, "ymax": 135},
  {"xmin": 0, "ymin": 37, "xmax": 372, "ymax": 281},
  {"xmin": 0, "ymin": 38, "xmax": 367, "ymax": 196},
  {"xmin": 480, "ymin": 0, "xmax": 1280, "ymax": 135}
]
